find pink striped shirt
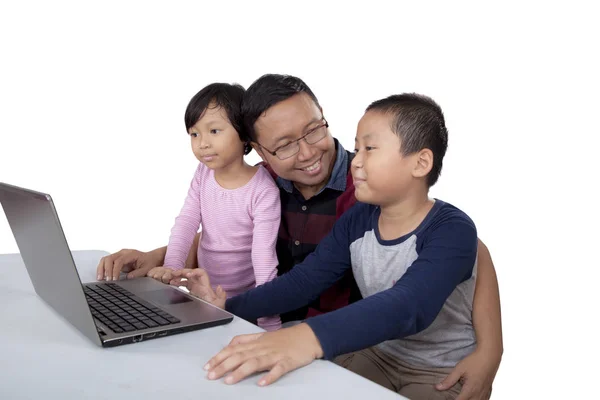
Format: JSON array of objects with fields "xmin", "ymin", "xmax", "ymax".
[{"xmin": 164, "ymin": 163, "xmax": 281, "ymax": 331}]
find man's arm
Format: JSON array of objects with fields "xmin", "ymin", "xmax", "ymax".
[
  {"xmin": 96, "ymin": 232, "xmax": 200, "ymax": 281},
  {"xmin": 435, "ymin": 239, "xmax": 503, "ymax": 398},
  {"xmin": 473, "ymin": 239, "xmax": 503, "ymax": 358}
]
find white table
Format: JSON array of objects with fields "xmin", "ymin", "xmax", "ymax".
[{"xmin": 0, "ymin": 250, "xmax": 403, "ymax": 399}]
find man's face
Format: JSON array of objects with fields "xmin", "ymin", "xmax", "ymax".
[{"xmin": 252, "ymin": 93, "xmax": 336, "ymax": 190}]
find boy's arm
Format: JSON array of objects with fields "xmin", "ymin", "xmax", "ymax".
[
  {"xmin": 306, "ymin": 217, "xmax": 477, "ymax": 359},
  {"xmin": 225, "ymin": 206, "xmax": 355, "ymax": 321},
  {"xmin": 201, "ymin": 215, "xmax": 478, "ymax": 387}
]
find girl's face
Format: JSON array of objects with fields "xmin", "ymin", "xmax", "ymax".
[{"xmin": 188, "ymin": 103, "xmax": 245, "ymax": 170}]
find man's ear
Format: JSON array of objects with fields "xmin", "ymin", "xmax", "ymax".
[
  {"xmin": 251, "ymin": 142, "xmax": 267, "ymax": 163},
  {"xmin": 413, "ymin": 149, "xmax": 433, "ymax": 179}
]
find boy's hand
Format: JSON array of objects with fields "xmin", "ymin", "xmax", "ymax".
[
  {"xmin": 436, "ymin": 347, "xmax": 499, "ymax": 399},
  {"xmin": 204, "ymin": 323, "xmax": 324, "ymax": 386},
  {"xmin": 170, "ymin": 268, "xmax": 226, "ymax": 309},
  {"xmin": 147, "ymin": 266, "xmax": 175, "ymax": 284},
  {"xmin": 96, "ymin": 249, "xmax": 162, "ymax": 281}
]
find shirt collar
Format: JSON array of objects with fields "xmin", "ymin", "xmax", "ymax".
[{"xmin": 276, "ymin": 138, "xmax": 348, "ymax": 195}]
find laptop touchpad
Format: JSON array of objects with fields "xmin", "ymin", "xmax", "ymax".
[{"xmin": 143, "ymin": 288, "xmax": 192, "ymax": 306}]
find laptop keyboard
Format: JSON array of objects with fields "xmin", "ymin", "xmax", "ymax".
[{"xmin": 84, "ymin": 283, "xmax": 180, "ymax": 334}]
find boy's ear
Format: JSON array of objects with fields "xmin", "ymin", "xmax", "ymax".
[
  {"xmin": 251, "ymin": 142, "xmax": 267, "ymax": 163},
  {"xmin": 413, "ymin": 149, "xmax": 433, "ymax": 179}
]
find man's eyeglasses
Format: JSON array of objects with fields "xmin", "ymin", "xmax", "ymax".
[{"xmin": 257, "ymin": 118, "xmax": 329, "ymax": 160}]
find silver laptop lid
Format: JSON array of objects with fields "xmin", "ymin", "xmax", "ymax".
[{"xmin": 0, "ymin": 182, "xmax": 101, "ymax": 345}]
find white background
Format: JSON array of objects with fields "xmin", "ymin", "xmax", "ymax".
[{"xmin": 1, "ymin": 1, "xmax": 598, "ymax": 398}]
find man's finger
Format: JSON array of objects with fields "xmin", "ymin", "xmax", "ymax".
[
  {"xmin": 127, "ymin": 264, "xmax": 151, "ymax": 279},
  {"xmin": 112, "ymin": 256, "xmax": 126, "ymax": 281},
  {"xmin": 103, "ymin": 256, "xmax": 116, "ymax": 281},
  {"xmin": 436, "ymin": 367, "xmax": 463, "ymax": 390},
  {"xmin": 455, "ymin": 383, "xmax": 476, "ymax": 400},
  {"xmin": 96, "ymin": 257, "xmax": 108, "ymax": 280}
]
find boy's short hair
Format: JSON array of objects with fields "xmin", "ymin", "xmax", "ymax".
[
  {"xmin": 366, "ymin": 94, "xmax": 448, "ymax": 187},
  {"xmin": 242, "ymin": 74, "xmax": 321, "ymax": 142},
  {"xmin": 184, "ymin": 83, "xmax": 251, "ymax": 155}
]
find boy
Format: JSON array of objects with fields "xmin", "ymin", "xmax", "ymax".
[{"xmin": 174, "ymin": 93, "xmax": 477, "ymax": 399}]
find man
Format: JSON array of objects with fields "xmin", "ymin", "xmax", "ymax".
[{"xmin": 97, "ymin": 74, "xmax": 502, "ymax": 399}]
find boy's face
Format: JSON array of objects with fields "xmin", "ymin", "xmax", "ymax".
[
  {"xmin": 352, "ymin": 111, "xmax": 422, "ymax": 206},
  {"xmin": 252, "ymin": 93, "xmax": 336, "ymax": 190},
  {"xmin": 188, "ymin": 104, "xmax": 245, "ymax": 169}
]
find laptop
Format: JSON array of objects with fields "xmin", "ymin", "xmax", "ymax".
[{"xmin": 0, "ymin": 182, "xmax": 233, "ymax": 347}]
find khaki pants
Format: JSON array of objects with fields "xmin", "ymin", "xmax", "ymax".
[{"xmin": 334, "ymin": 347, "xmax": 463, "ymax": 400}]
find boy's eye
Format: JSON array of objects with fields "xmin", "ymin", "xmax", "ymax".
[
  {"xmin": 210, "ymin": 129, "xmax": 221, "ymax": 135},
  {"xmin": 190, "ymin": 133, "xmax": 198, "ymax": 138},
  {"xmin": 365, "ymin": 146, "xmax": 375, "ymax": 151}
]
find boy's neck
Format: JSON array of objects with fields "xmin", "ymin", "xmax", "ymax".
[
  {"xmin": 378, "ymin": 191, "xmax": 434, "ymax": 241},
  {"xmin": 213, "ymin": 159, "xmax": 257, "ymax": 190}
]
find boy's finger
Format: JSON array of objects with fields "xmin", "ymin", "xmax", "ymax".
[
  {"xmin": 225, "ymin": 355, "xmax": 273, "ymax": 385},
  {"xmin": 206, "ymin": 351, "xmax": 247, "ymax": 380},
  {"xmin": 204, "ymin": 345, "xmax": 239, "ymax": 372},
  {"xmin": 229, "ymin": 333, "xmax": 264, "ymax": 346},
  {"xmin": 258, "ymin": 359, "xmax": 292, "ymax": 386},
  {"xmin": 216, "ymin": 285, "xmax": 227, "ymax": 299}
]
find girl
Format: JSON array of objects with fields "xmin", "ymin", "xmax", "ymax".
[{"xmin": 148, "ymin": 83, "xmax": 281, "ymax": 331}]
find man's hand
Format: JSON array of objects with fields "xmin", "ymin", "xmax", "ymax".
[
  {"xmin": 436, "ymin": 348, "xmax": 500, "ymax": 400},
  {"xmin": 170, "ymin": 268, "xmax": 226, "ymax": 309},
  {"xmin": 147, "ymin": 266, "xmax": 176, "ymax": 284},
  {"xmin": 204, "ymin": 323, "xmax": 324, "ymax": 386},
  {"xmin": 96, "ymin": 248, "xmax": 163, "ymax": 281}
]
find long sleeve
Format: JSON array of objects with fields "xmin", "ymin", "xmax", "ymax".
[
  {"xmin": 251, "ymin": 182, "xmax": 282, "ymax": 331},
  {"xmin": 225, "ymin": 205, "xmax": 355, "ymax": 321},
  {"xmin": 163, "ymin": 165, "xmax": 203, "ymax": 270},
  {"xmin": 305, "ymin": 217, "xmax": 477, "ymax": 360}
]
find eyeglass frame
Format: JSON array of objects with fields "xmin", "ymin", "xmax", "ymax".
[{"xmin": 255, "ymin": 118, "xmax": 329, "ymax": 160}]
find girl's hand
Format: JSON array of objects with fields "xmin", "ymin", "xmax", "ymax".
[{"xmin": 147, "ymin": 266, "xmax": 175, "ymax": 284}]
